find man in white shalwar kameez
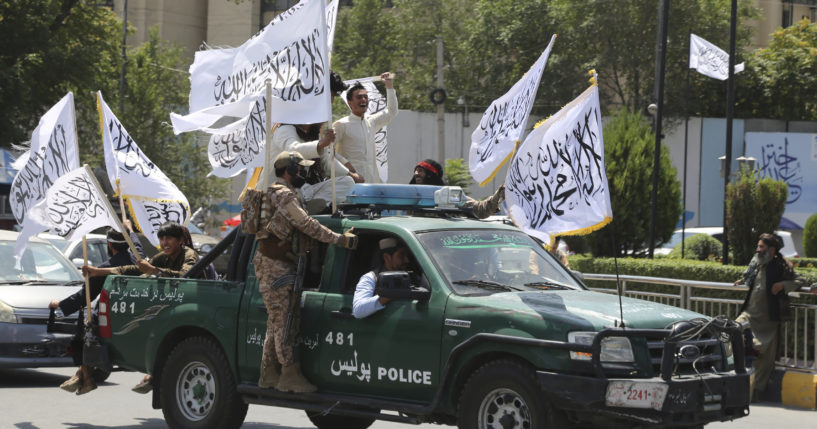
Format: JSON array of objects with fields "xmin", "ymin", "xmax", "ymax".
[{"xmin": 333, "ymin": 72, "xmax": 398, "ymax": 183}]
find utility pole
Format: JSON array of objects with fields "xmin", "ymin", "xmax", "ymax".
[
  {"xmin": 722, "ymin": 0, "xmax": 738, "ymax": 265},
  {"xmin": 436, "ymin": 35, "xmax": 445, "ymax": 164},
  {"xmin": 648, "ymin": 0, "xmax": 669, "ymax": 258},
  {"xmin": 118, "ymin": 0, "xmax": 128, "ymax": 115}
]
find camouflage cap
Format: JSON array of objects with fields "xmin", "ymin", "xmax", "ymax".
[{"xmin": 273, "ymin": 151, "xmax": 315, "ymax": 169}]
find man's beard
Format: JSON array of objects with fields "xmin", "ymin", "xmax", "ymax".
[
  {"xmin": 757, "ymin": 250, "xmax": 773, "ymax": 265},
  {"xmin": 291, "ymin": 175, "xmax": 306, "ymax": 189}
]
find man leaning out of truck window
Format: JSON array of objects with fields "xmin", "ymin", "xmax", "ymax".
[
  {"xmin": 82, "ymin": 221, "xmax": 201, "ymax": 394},
  {"xmin": 353, "ymin": 238, "xmax": 411, "ymax": 318}
]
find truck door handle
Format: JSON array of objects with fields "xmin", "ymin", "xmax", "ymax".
[
  {"xmin": 257, "ymin": 305, "xmax": 267, "ymax": 314},
  {"xmin": 330, "ymin": 310, "xmax": 354, "ymax": 320}
]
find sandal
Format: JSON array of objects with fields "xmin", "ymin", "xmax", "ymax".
[{"xmin": 132, "ymin": 379, "xmax": 153, "ymax": 394}]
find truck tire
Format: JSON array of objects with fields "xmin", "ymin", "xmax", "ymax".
[
  {"xmin": 457, "ymin": 359, "xmax": 552, "ymax": 429},
  {"xmin": 306, "ymin": 410, "xmax": 376, "ymax": 429},
  {"xmin": 91, "ymin": 367, "xmax": 111, "ymax": 383},
  {"xmin": 160, "ymin": 336, "xmax": 248, "ymax": 429}
]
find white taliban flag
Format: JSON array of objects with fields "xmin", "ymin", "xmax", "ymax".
[
  {"xmin": 205, "ymin": 96, "xmax": 266, "ymax": 178},
  {"xmin": 341, "ymin": 76, "xmax": 389, "ymax": 182},
  {"xmin": 172, "ymin": 0, "xmax": 330, "ymax": 133},
  {"xmin": 10, "ymin": 92, "xmax": 80, "ymax": 224},
  {"xmin": 505, "ymin": 84, "xmax": 612, "ymax": 243},
  {"xmin": 326, "ymin": 0, "xmax": 339, "ymax": 53},
  {"xmin": 15, "ymin": 166, "xmax": 119, "ymax": 262},
  {"xmin": 689, "ymin": 33, "xmax": 744, "ymax": 80},
  {"xmin": 470, "ymin": 34, "xmax": 556, "ymax": 186},
  {"xmin": 98, "ymin": 92, "xmax": 191, "ymax": 246}
]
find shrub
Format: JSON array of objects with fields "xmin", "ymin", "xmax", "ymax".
[
  {"xmin": 585, "ymin": 110, "xmax": 681, "ymax": 257},
  {"xmin": 667, "ymin": 233, "xmax": 722, "ymax": 261},
  {"xmin": 726, "ymin": 167, "xmax": 787, "ymax": 265},
  {"xmin": 805, "ymin": 214, "xmax": 817, "ymax": 257}
]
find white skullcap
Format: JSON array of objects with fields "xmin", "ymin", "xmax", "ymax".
[{"xmin": 379, "ymin": 238, "xmax": 398, "ymax": 250}]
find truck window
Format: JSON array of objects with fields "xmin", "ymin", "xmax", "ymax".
[{"xmin": 417, "ymin": 229, "xmax": 584, "ymax": 296}]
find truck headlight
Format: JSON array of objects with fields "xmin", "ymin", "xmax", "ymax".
[
  {"xmin": 0, "ymin": 300, "xmax": 18, "ymax": 323},
  {"xmin": 568, "ymin": 331, "xmax": 634, "ymax": 362}
]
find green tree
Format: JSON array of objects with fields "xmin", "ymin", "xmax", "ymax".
[
  {"xmin": 117, "ymin": 28, "xmax": 229, "ymax": 210},
  {"xmin": 804, "ymin": 214, "xmax": 817, "ymax": 257},
  {"xmin": 549, "ymin": 0, "xmax": 757, "ymax": 118},
  {"xmin": 0, "ymin": 0, "xmax": 121, "ymax": 148},
  {"xmin": 585, "ymin": 110, "xmax": 682, "ymax": 257},
  {"xmin": 444, "ymin": 158, "xmax": 474, "ymax": 190},
  {"xmin": 726, "ymin": 166, "xmax": 787, "ymax": 265},
  {"xmin": 736, "ymin": 19, "xmax": 817, "ymax": 121}
]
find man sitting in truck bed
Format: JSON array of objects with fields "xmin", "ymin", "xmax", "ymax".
[{"xmin": 82, "ymin": 221, "xmax": 200, "ymax": 393}]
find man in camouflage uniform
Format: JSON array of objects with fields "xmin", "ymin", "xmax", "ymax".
[{"xmin": 254, "ymin": 151, "xmax": 357, "ymax": 393}]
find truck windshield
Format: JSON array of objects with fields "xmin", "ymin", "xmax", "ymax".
[{"xmin": 416, "ymin": 229, "xmax": 583, "ymax": 296}]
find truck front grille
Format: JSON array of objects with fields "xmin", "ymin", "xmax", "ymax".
[{"xmin": 648, "ymin": 337, "xmax": 724, "ymax": 376}]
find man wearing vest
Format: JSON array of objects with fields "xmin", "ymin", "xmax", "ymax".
[{"xmin": 254, "ymin": 151, "xmax": 357, "ymax": 392}]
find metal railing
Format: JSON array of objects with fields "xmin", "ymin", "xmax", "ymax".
[{"xmin": 583, "ymin": 273, "xmax": 817, "ymax": 371}]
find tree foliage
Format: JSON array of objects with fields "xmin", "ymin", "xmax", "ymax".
[
  {"xmin": 585, "ymin": 110, "xmax": 682, "ymax": 257},
  {"xmin": 726, "ymin": 166, "xmax": 787, "ymax": 265},
  {"xmin": 736, "ymin": 18, "xmax": 817, "ymax": 121},
  {"xmin": 117, "ymin": 28, "xmax": 229, "ymax": 210},
  {"xmin": 0, "ymin": 2, "xmax": 226, "ymax": 215},
  {"xmin": 0, "ymin": 0, "xmax": 120, "ymax": 147},
  {"xmin": 804, "ymin": 214, "xmax": 817, "ymax": 258},
  {"xmin": 444, "ymin": 158, "xmax": 474, "ymax": 190}
]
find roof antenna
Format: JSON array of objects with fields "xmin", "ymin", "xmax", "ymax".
[{"xmin": 610, "ymin": 221, "xmax": 625, "ymax": 328}]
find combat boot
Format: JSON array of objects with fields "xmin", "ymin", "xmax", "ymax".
[
  {"xmin": 258, "ymin": 361, "xmax": 281, "ymax": 388},
  {"xmin": 59, "ymin": 369, "xmax": 83, "ymax": 393},
  {"xmin": 275, "ymin": 363, "xmax": 317, "ymax": 393}
]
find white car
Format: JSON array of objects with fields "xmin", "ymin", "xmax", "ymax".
[
  {"xmin": 39, "ymin": 232, "xmax": 159, "ymax": 269},
  {"xmin": 655, "ymin": 227, "xmax": 798, "ymax": 258},
  {"xmin": 0, "ymin": 230, "xmax": 85, "ymax": 368}
]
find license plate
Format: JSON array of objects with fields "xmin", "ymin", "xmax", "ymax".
[{"xmin": 605, "ymin": 381, "xmax": 668, "ymax": 410}]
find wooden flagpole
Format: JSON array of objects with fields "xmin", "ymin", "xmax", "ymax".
[
  {"xmin": 83, "ymin": 165, "xmax": 141, "ymax": 260},
  {"xmin": 82, "ymin": 236, "xmax": 92, "ymax": 324}
]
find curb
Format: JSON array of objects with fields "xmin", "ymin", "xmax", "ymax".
[{"xmin": 755, "ymin": 369, "xmax": 817, "ymax": 409}]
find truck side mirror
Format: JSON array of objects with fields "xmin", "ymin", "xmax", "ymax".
[{"xmin": 375, "ymin": 271, "xmax": 431, "ymax": 302}]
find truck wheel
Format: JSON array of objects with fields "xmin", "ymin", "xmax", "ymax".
[
  {"xmin": 91, "ymin": 367, "xmax": 111, "ymax": 383},
  {"xmin": 306, "ymin": 410, "xmax": 376, "ymax": 429},
  {"xmin": 160, "ymin": 336, "xmax": 248, "ymax": 429},
  {"xmin": 457, "ymin": 360, "xmax": 550, "ymax": 429}
]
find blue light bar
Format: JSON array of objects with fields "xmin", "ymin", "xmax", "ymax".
[{"xmin": 346, "ymin": 184, "xmax": 442, "ymax": 207}]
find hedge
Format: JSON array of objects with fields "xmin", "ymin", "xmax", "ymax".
[{"xmin": 569, "ymin": 256, "xmax": 817, "ymax": 304}]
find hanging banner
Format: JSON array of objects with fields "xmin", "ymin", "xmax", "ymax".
[
  {"xmin": 505, "ymin": 84, "xmax": 612, "ymax": 243},
  {"xmin": 469, "ymin": 34, "xmax": 556, "ymax": 186},
  {"xmin": 341, "ymin": 76, "xmax": 389, "ymax": 183},
  {"xmin": 206, "ymin": 97, "xmax": 266, "ymax": 178},
  {"xmin": 15, "ymin": 166, "xmax": 118, "ymax": 261},
  {"xmin": 689, "ymin": 33, "xmax": 744, "ymax": 80},
  {"xmin": 745, "ymin": 132, "xmax": 817, "ymax": 229},
  {"xmin": 178, "ymin": 0, "xmax": 330, "ymax": 130},
  {"xmin": 98, "ymin": 92, "xmax": 191, "ymax": 246},
  {"xmin": 9, "ymin": 92, "xmax": 80, "ymax": 224}
]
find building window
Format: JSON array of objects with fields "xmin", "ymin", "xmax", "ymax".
[{"xmin": 261, "ymin": 0, "xmax": 299, "ymax": 12}]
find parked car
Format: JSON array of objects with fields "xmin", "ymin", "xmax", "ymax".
[
  {"xmin": 187, "ymin": 223, "xmax": 230, "ymax": 274},
  {"xmin": 655, "ymin": 227, "xmax": 798, "ymax": 258},
  {"xmin": 40, "ymin": 232, "xmax": 159, "ymax": 269},
  {"xmin": 0, "ymin": 230, "xmax": 85, "ymax": 368}
]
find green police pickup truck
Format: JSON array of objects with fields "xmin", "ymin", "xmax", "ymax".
[{"xmin": 95, "ymin": 185, "xmax": 750, "ymax": 429}]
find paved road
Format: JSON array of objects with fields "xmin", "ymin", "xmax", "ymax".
[{"xmin": 1, "ymin": 367, "xmax": 815, "ymax": 428}]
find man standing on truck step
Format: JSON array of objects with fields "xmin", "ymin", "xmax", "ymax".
[
  {"xmin": 83, "ymin": 221, "xmax": 200, "ymax": 393},
  {"xmin": 50, "ymin": 220, "xmax": 144, "ymax": 395},
  {"xmin": 254, "ymin": 151, "xmax": 357, "ymax": 393}
]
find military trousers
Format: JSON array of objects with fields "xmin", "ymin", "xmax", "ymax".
[{"xmin": 253, "ymin": 253, "xmax": 299, "ymax": 367}]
